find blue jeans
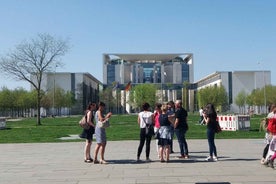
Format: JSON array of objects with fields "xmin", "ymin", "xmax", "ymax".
[
  {"xmin": 207, "ymin": 128, "xmax": 217, "ymax": 157},
  {"xmin": 175, "ymin": 128, "xmax": 188, "ymax": 156}
]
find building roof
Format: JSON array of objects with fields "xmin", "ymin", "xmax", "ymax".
[{"xmin": 104, "ymin": 53, "xmax": 192, "ymax": 63}]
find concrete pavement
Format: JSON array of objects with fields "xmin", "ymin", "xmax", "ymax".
[{"xmin": 0, "ymin": 139, "xmax": 275, "ymax": 184}]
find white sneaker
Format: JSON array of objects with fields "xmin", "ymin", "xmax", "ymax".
[
  {"xmin": 205, "ymin": 156, "xmax": 213, "ymax": 161},
  {"xmin": 260, "ymin": 158, "xmax": 265, "ymax": 165},
  {"xmin": 213, "ymin": 156, "xmax": 218, "ymax": 161}
]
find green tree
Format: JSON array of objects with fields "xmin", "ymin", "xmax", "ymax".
[
  {"xmin": 246, "ymin": 93, "xmax": 254, "ymax": 107},
  {"xmin": 0, "ymin": 87, "xmax": 13, "ymax": 116},
  {"xmin": 235, "ymin": 90, "xmax": 247, "ymax": 114},
  {"xmin": 41, "ymin": 90, "xmax": 52, "ymax": 110},
  {"xmin": 0, "ymin": 88, "xmax": 36, "ymax": 117},
  {"xmin": 129, "ymin": 84, "xmax": 157, "ymax": 111},
  {"xmin": 41, "ymin": 87, "xmax": 75, "ymax": 116},
  {"xmin": 13, "ymin": 88, "xmax": 31, "ymax": 117},
  {"xmin": 263, "ymin": 85, "xmax": 276, "ymax": 111},
  {"xmin": 182, "ymin": 81, "xmax": 190, "ymax": 110},
  {"xmin": 246, "ymin": 85, "xmax": 276, "ymax": 114},
  {"xmin": 252, "ymin": 89, "xmax": 263, "ymax": 106},
  {"xmin": 55, "ymin": 87, "xmax": 65, "ymax": 114},
  {"xmin": 197, "ymin": 85, "xmax": 228, "ymax": 112},
  {"xmin": 64, "ymin": 91, "xmax": 75, "ymax": 115},
  {"xmin": 0, "ymin": 33, "xmax": 69, "ymax": 125},
  {"xmin": 25, "ymin": 90, "xmax": 37, "ymax": 117},
  {"xmin": 99, "ymin": 87, "xmax": 116, "ymax": 112}
]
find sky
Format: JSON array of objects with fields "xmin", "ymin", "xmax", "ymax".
[{"xmin": 0, "ymin": 0, "xmax": 275, "ymax": 90}]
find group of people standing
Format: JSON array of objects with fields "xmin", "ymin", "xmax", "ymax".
[
  {"xmin": 136, "ymin": 100, "xmax": 189, "ymax": 162},
  {"xmin": 79, "ymin": 100, "xmax": 219, "ymax": 164},
  {"xmin": 136, "ymin": 100, "xmax": 219, "ymax": 162},
  {"xmin": 79, "ymin": 101, "xmax": 112, "ymax": 164}
]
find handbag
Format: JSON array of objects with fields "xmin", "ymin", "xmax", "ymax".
[
  {"xmin": 98, "ymin": 118, "xmax": 110, "ymax": 128},
  {"xmin": 145, "ymin": 124, "xmax": 154, "ymax": 136},
  {"xmin": 141, "ymin": 115, "xmax": 154, "ymax": 136},
  {"xmin": 215, "ymin": 121, "xmax": 222, "ymax": 133},
  {"xmin": 79, "ymin": 115, "xmax": 90, "ymax": 129}
]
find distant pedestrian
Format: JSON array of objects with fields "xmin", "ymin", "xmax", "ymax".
[
  {"xmin": 137, "ymin": 102, "xmax": 154, "ymax": 162},
  {"xmin": 174, "ymin": 100, "xmax": 189, "ymax": 159},
  {"xmin": 203, "ymin": 103, "xmax": 218, "ymax": 161},
  {"xmin": 199, "ymin": 106, "xmax": 205, "ymax": 125}
]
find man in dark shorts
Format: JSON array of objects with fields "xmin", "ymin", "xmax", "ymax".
[{"xmin": 174, "ymin": 100, "xmax": 189, "ymax": 158}]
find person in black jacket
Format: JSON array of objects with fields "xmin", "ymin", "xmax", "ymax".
[{"xmin": 174, "ymin": 100, "xmax": 189, "ymax": 159}]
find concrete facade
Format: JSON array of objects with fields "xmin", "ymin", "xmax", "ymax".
[
  {"xmin": 31, "ymin": 72, "xmax": 102, "ymax": 115},
  {"xmin": 103, "ymin": 53, "xmax": 194, "ymax": 113},
  {"xmin": 102, "ymin": 53, "xmax": 272, "ymax": 114},
  {"xmin": 195, "ymin": 71, "xmax": 271, "ymax": 113},
  {"xmin": 103, "ymin": 53, "xmax": 194, "ymax": 85}
]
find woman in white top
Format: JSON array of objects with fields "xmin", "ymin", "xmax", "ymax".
[{"xmin": 137, "ymin": 102, "xmax": 154, "ymax": 162}]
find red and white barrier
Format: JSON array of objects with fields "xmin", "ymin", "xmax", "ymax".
[{"xmin": 217, "ymin": 115, "xmax": 250, "ymax": 131}]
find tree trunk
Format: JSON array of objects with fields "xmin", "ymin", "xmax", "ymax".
[{"xmin": 37, "ymin": 90, "xmax": 41, "ymax": 125}]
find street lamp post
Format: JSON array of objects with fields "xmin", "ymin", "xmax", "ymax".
[
  {"xmin": 258, "ymin": 62, "xmax": 267, "ymax": 114},
  {"xmin": 53, "ymin": 65, "xmax": 57, "ymax": 116},
  {"xmin": 161, "ymin": 72, "xmax": 167, "ymax": 102},
  {"xmin": 263, "ymin": 70, "xmax": 267, "ymax": 114}
]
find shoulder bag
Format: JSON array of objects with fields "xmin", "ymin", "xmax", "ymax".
[
  {"xmin": 79, "ymin": 112, "xmax": 90, "ymax": 129},
  {"xmin": 141, "ymin": 115, "xmax": 154, "ymax": 136},
  {"xmin": 215, "ymin": 120, "xmax": 222, "ymax": 133},
  {"xmin": 98, "ymin": 118, "xmax": 110, "ymax": 128}
]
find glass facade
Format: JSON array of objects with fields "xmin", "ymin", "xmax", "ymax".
[
  {"xmin": 107, "ymin": 64, "xmax": 115, "ymax": 85},
  {"xmin": 103, "ymin": 54, "xmax": 193, "ymax": 88},
  {"xmin": 182, "ymin": 64, "xmax": 189, "ymax": 82}
]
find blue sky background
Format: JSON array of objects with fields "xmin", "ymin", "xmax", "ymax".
[{"xmin": 0, "ymin": 0, "xmax": 275, "ymax": 89}]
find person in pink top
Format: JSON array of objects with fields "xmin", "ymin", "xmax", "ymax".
[
  {"xmin": 153, "ymin": 103, "xmax": 162, "ymax": 158},
  {"xmin": 267, "ymin": 108, "xmax": 276, "ymax": 168}
]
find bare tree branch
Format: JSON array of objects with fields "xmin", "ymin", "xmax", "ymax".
[{"xmin": 0, "ymin": 33, "xmax": 70, "ymax": 125}]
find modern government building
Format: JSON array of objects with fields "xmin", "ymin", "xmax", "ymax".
[
  {"xmin": 38, "ymin": 53, "xmax": 271, "ymax": 115},
  {"xmin": 103, "ymin": 53, "xmax": 270, "ymax": 114}
]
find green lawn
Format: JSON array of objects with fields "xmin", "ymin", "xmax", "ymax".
[{"xmin": 0, "ymin": 113, "xmax": 266, "ymax": 143}]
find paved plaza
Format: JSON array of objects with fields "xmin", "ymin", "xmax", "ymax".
[{"xmin": 0, "ymin": 139, "xmax": 275, "ymax": 184}]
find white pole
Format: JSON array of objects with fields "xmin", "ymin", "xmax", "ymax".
[
  {"xmin": 263, "ymin": 70, "xmax": 267, "ymax": 114},
  {"xmin": 53, "ymin": 65, "xmax": 57, "ymax": 116},
  {"xmin": 258, "ymin": 62, "xmax": 267, "ymax": 114}
]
